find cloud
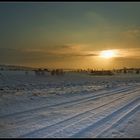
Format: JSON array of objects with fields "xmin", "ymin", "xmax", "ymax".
[
  {"xmin": 1, "ymin": 46, "xmax": 140, "ymax": 68},
  {"xmin": 20, "ymin": 43, "xmax": 95, "ymax": 57},
  {"xmin": 0, "ymin": 46, "xmax": 98, "ymax": 65},
  {"xmin": 56, "ymin": 52, "xmax": 98, "ymax": 57},
  {"xmin": 121, "ymin": 27, "xmax": 140, "ymax": 38}
]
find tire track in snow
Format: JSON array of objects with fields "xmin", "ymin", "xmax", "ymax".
[
  {"xmin": 58, "ymin": 85, "xmax": 139, "ymax": 108},
  {"xmin": 95, "ymin": 104, "xmax": 140, "ymax": 138},
  {"xmin": 16, "ymin": 85, "xmax": 140, "ymax": 125},
  {"xmin": 4, "ymin": 85, "xmax": 138, "ymax": 125},
  {"xmin": 70, "ymin": 97, "xmax": 140, "ymax": 138},
  {"xmin": 0, "ymin": 85, "xmax": 137, "ymax": 137},
  {"xmin": 19, "ymin": 88, "xmax": 139, "ymax": 138},
  {"xmin": 0, "ymin": 86, "xmax": 139, "ymax": 137},
  {"xmin": 0, "ymin": 85, "xmax": 138, "ymax": 126},
  {"xmin": 0, "ymin": 85, "xmax": 137, "ymax": 119},
  {"xmin": 19, "ymin": 95, "xmax": 126, "ymax": 138},
  {"xmin": 41, "ymin": 93, "xmax": 140, "ymax": 138}
]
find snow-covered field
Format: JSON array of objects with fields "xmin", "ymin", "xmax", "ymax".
[{"xmin": 0, "ymin": 70, "xmax": 140, "ymax": 138}]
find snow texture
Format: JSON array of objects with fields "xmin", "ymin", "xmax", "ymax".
[{"xmin": 0, "ymin": 70, "xmax": 140, "ymax": 138}]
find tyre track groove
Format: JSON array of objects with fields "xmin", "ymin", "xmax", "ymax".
[{"xmin": 20, "ymin": 89, "xmax": 140, "ymax": 138}]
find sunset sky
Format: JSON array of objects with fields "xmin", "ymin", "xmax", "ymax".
[{"xmin": 0, "ymin": 2, "xmax": 140, "ymax": 69}]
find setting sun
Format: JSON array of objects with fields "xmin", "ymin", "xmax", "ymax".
[{"xmin": 99, "ymin": 50, "xmax": 117, "ymax": 59}]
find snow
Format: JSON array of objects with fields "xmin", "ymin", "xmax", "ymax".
[{"xmin": 0, "ymin": 70, "xmax": 140, "ymax": 138}]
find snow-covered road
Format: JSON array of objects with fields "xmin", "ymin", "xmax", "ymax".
[{"xmin": 0, "ymin": 71, "xmax": 140, "ymax": 138}]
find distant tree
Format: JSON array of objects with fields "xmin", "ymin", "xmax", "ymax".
[
  {"xmin": 44, "ymin": 68, "xmax": 49, "ymax": 72},
  {"xmin": 136, "ymin": 69, "xmax": 139, "ymax": 74},
  {"xmin": 90, "ymin": 70, "xmax": 94, "ymax": 73},
  {"xmin": 123, "ymin": 67, "xmax": 127, "ymax": 74}
]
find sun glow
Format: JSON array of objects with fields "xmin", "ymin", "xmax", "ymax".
[{"xmin": 99, "ymin": 50, "xmax": 118, "ymax": 59}]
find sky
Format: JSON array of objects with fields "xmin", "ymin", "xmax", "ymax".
[{"xmin": 0, "ymin": 2, "xmax": 140, "ymax": 69}]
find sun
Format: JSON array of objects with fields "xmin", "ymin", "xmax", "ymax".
[{"xmin": 99, "ymin": 50, "xmax": 117, "ymax": 59}]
